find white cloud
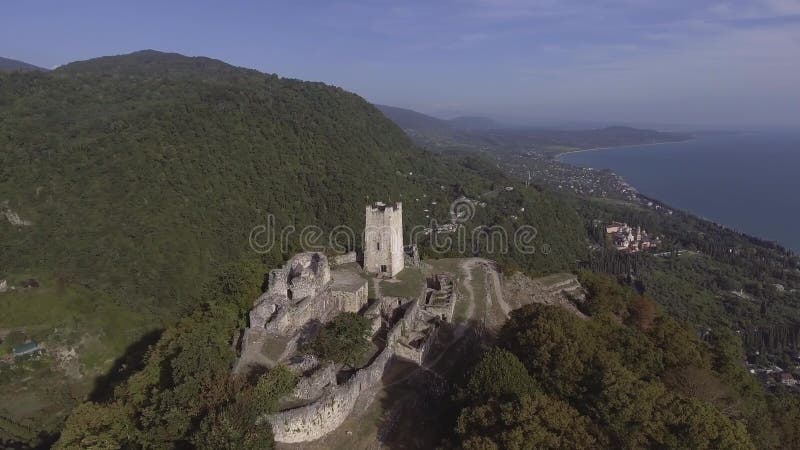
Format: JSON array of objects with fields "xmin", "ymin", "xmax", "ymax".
[{"xmin": 509, "ymin": 19, "xmax": 800, "ymax": 125}]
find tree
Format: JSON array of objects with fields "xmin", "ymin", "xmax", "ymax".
[
  {"xmin": 253, "ymin": 366, "xmax": 297, "ymax": 415},
  {"xmin": 194, "ymin": 401, "xmax": 274, "ymax": 450},
  {"xmin": 628, "ymin": 296, "xmax": 657, "ymax": 331},
  {"xmin": 463, "ymin": 347, "xmax": 535, "ymax": 402},
  {"xmin": 456, "ymin": 394, "xmax": 599, "ymax": 450},
  {"xmin": 500, "ymin": 304, "xmax": 598, "ymax": 399},
  {"xmin": 307, "ymin": 312, "xmax": 371, "ymax": 368},
  {"xmin": 662, "ymin": 366, "xmax": 738, "ymax": 417},
  {"xmin": 54, "ymin": 402, "xmax": 134, "ymax": 450},
  {"xmin": 5, "ymin": 330, "xmax": 26, "ymax": 347},
  {"xmin": 768, "ymin": 389, "xmax": 800, "ymax": 449}
]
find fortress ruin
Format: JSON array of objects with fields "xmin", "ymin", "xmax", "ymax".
[{"xmin": 233, "ymin": 203, "xmax": 463, "ymax": 443}]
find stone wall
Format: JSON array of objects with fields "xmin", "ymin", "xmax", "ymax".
[
  {"xmin": 263, "ymin": 288, "xmax": 426, "ymax": 443},
  {"xmin": 421, "ymin": 273, "xmax": 458, "ymax": 322},
  {"xmin": 251, "ymin": 252, "xmax": 335, "ymax": 335},
  {"xmin": 362, "ymin": 300, "xmax": 383, "ymax": 335},
  {"xmin": 330, "ymin": 251, "xmax": 358, "ymax": 267},
  {"xmin": 403, "ymin": 244, "xmax": 420, "ymax": 268},
  {"xmin": 393, "ymin": 342, "xmax": 421, "ymax": 364},
  {"xmin": 329, "ymin": 282, "xmax": 368, "ymax": 313},
  {"xmin": 268, "ymin": 268, "xmax": 289, "ymax": 296},
  {"xmin": 292, "ymin": 363, "xmax": 337, "ymax": 400},
  {"xmin": 264, "ymin": 334, "xmax": 396, "ymax": 443}
]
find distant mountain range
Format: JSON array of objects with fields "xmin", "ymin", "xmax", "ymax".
[
  {"xmin": 0, "ymin": 56, "xmax": 48, "ymax": 72},
  {"xmin": 448, "ymin": 115, "xmax": 500, "ymax": 131},
  {"xmin": 375, "ymin": 104, "xmax": 692, "ymax": 155},
  {"xmin": 374, "ymin": 104, "xmax": 457, "ymax": 139}
]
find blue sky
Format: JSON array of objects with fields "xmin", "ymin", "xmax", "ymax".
[{"xmin": 2, "ymin": 0, "xmax": 799, "ymax": 127}]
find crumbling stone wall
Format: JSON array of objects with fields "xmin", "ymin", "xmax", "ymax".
[
  {"xmin": 394, "ymin": 342, "xmax": 423, "ymax": 364},
  {"xmin": 331, "ymin": 251, "xmax": 358, "ymax": 267},
  {"xmin": 292, "ymin": 363, "xmax": 337, "ymax": 401},
  {"xmin": 268, "ymin": 268, "xmax": 289, "ymax": 297},
  {"xmin": 264, "ymin": 332, "xmax": 397, "ymax": 443},
  {"xmin": 329, "ymin": 282, "xmax": 368, "ymax": 313},
  {"xmin": 421, "ymin": 273, "xmax": 458, "ymax": 322},
  {"xmin": 264, "ymin": 292, "xmax": 337, "ymax": 334},
  {"xmin": 250, "ymin": 252, "xmax": 335, "ymax": 335},
  {"xmin": 362, "ymin": 301, "xmax": 383, "ymax": 335},
  {"xmin": 249, "ymin": 253, "xmax": 444, "ymax": 443},
  {"xmin": 263, "ymin": 287, "xmax": 430, "ymax": 443},
  {"xmin": 404, "ymin": 244, "xmax": 420, "ymax": 268}
]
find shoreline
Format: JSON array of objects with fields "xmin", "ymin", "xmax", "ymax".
[
  {"xmin": 553, "ymin": 136, "xmax": 798, "ymax": 255},
  {"xmin": 554, "ymin": 138, "xmax": 695, "ymax": 160}
]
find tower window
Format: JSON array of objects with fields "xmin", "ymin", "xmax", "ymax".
[{"xmin": 376, "ymin": 242, "xmax": 381, "ymax": 251}]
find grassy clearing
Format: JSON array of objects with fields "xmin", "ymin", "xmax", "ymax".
[
  {"xmin": 453, "ymin": 297, "xmax": 469, "ymax": 322},
  {"xmin": 378, "ymin": 268, "xmax": 425, "ymax": 298},
  {"xmin": 470, "ymin": 265, "xmax": 488, "ymax": 320},
  {"xmin": 0, "ymin": 275, "xmax": 162, "ymax": 372},
  {"xmin": 0, "ymin": 273, "xmax": 164, "ymax": 442},
  {"xmin": 425, "ymin": 258, "xmax": 464, "ymax": 275}
]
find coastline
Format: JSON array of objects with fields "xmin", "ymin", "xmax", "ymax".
[
  {"xmin": 554, "ymin": 134, "xmax": 799, "ymax": 255},
  {"xmin": 554, "ymin": 138, "xmax": 694, "ymax": 160}
]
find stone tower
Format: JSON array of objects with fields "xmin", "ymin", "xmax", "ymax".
[{"xmin": 363, "ymin": 202, "xmax": 404, "ymax": 277}]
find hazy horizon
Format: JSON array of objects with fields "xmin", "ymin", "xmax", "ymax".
[{"xmin": 3, "ymin": 0, "xmax": 800, "ymax": 128}]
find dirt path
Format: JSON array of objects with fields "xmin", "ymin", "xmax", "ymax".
[
  {"xmin": 457, "ymin": 259, "xmax": 477, "ymax": 321},
  {"xmin": 459, "ymin": 258, "xmax": 514, "ymax": 328},
  {"xmin": 371, "ymin": 278, "xmax": 383, "ymax": 301},
  {"xmin": 482, "ymin": 260, "xmax": 512, "ymax": 317}
]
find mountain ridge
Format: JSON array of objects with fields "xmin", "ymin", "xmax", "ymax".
[
  {"xmin": 375, "ymin": 103, "xmax": 692, "ymax": 153},
  {"xmin": 0, "ymin": 56, "xmax": 48, "ymax": 72},
  {"xmin": 56, "ymin": 49, "xmax": 262, "ymax": 79}
]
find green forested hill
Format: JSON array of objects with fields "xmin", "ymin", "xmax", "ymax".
[
  {"xmin": 0, "ymin": 53, "xmax": 402, "ymax": 303},
  {"xmin": 0, "ymin": 51, "xmax": 531, "ymax": 306}
]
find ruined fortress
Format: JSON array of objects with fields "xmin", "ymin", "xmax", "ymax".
[{"xmin": 235, "ymin": 202, "xmax": 458, "ymax": 443}]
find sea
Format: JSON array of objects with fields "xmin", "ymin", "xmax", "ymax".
[{"xmin": 559, "ymin": 132, "xmax": 800, "ymax": 254}]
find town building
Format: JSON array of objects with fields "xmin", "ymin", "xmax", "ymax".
[
  {"xmin": 12, "ymin": 341, "xmax": 40, "ymax": 358},
  {"xmin": 607, "ymin": 222, "xmax": 660, "ymax": 253}
]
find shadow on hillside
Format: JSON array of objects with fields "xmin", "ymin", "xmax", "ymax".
[
  {"xmin": 88, "ymin": 328, "xmax": 165, "ymax": 402},
  {"xmin": 374, "ymin": 323, "xmax": 484, "ymax": 449}
]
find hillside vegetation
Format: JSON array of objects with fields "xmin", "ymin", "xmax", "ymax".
[
  {"xmin": 0, "ymin": 50, "xmax": 585, "ymax": 308},
  {"xmin": 449, "ymin": 273, "xmax": 799, "ymax": 449}
]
